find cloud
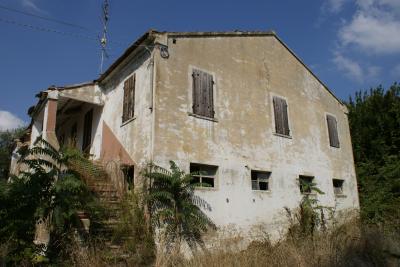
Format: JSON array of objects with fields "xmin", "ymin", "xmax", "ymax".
[
  {"xmin": 0, "ymin": 111, "xmax": 26, "ymax": 131},
  {"xmin": 338, "ymin": 0, "xmax": 400, "ymax": 54},
  {"xmin": 21, "ymin": 0, "xmax": 47, "ymax": 14},
  {"xmin": 327, "ymin": 0, "xmax": 348, "ymax": 13},
  {"xmin": 333, "ymin": 52, "xmax": 364, "ymax": 82}
]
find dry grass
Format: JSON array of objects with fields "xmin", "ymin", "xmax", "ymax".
[{"xmin": 155, "ymin": 219, "xmax": 400, "ymax": 267}]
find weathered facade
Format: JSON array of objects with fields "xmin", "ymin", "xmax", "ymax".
[{"xmin": 23, "ymin": 30, "xmax": 359, "ymax": 237}]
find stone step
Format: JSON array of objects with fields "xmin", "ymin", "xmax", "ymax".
[
  {"xmin": 95, "ymin": 195, "xmax": 119, "ymax": 201},
  {"xmin": 93, "ymin": 190, "xmax": 119, "ymax": 198}
]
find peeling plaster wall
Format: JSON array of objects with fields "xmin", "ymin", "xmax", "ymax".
[
  {"xmin": 152, "ymin": 34, "xmax": 359, "ymax": 236},
  {"xmin": 99, "ymin": 51, "xmax": 153, "ymax": 174}
]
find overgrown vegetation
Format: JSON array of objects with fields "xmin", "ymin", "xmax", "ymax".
[
  {"xmin": 157, "ymin": 217, "xmax": 400, "ymax": 267},
  {"xmin": 0, "ymin": 138, "xmax": 104, "ymax": 265},
  {"xmin": 111, "ymin": 192, "xmax": 156, "ymax": 266},
  {"xmin": 144, "ymin": 161, "xmax": 215, "ymax": 253},
  {"xmin": 1, "ymin": 84, "xmax": 399, "ymax": 266},
  {"xmin": 0, "ymin": 128, "xmax": 24, "ymax": 180},
  {"xmin": 346, "ymin": 83, "xmax": 400, "ymax": 224},
  {"xmin": 285, "ymin": 179, "xmax": 328, "ymax": 238}
]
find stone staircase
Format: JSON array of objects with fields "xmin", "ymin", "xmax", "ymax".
[{"xmin": 83, "ymin": 165, "xmax": 130, "ymax": 262}]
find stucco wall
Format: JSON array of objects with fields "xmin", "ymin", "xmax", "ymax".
[
  {"xmin": 99, "ymin": 50, "xmax": 154, "ymax": 174},
  {"xmin": 152, "ymin": 34, "xmax": 359, "ymax": 235}
]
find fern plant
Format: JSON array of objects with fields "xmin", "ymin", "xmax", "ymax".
[
  {"xmin": 0, "ymin": 137, "xmax": 103, "ymax": 264},
  {"xmin": 143, "ymin": 161, "xmax": 215, "ymax": 252}
]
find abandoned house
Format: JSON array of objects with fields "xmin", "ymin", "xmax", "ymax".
[{"xmin": 18, "ymin": 30, "xmax": 360, "ymax": 237}]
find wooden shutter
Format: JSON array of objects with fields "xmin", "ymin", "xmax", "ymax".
[
  {"xmin": 122, "ymin": 79, "xmax": 129, "ymax": 122},
  {"xmin": 122, "ymin": 75, "xmax": 135, "ymax": 122},
  {"xmin": 273, "ymin": 96, "xmax": 290, "ymax": 135},
  {"xmin": 327, "ymin": 115, "xmax": 340, "ymax": 147},
  {"xmin": 192, "ymin": 69, "xmax": 214, "ymax": 118},
  {"xmin": 82, "ymin": 109, "xmax": 93, "ymax": 152},
  {"xmin": 129, "ymin": 74, "xmax": 135, "ymax": 119}
]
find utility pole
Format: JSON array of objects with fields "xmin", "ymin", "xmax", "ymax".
[{"xmin": 99, "ymin": 0, "xmax": 109, "ymax": 74}]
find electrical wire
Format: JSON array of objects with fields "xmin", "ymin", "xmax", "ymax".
[
  {"xmin": 0, "ymin": 16, "xmax": 131, "ymax": 47},
  {"xmin": 0, "ymin": 3, "xmax": 91, "ymax": 31},
  {"xmin": 0, "ymin": 16, "xmax": 98, "ymax": 41},
  {"xmin": 0, "ymin": 16, "xmax": 157, "ymax": 51}
]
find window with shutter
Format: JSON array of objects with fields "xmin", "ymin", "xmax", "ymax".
[
  {"xmin": 192, "ymin": 69, "xmax": 214, "ymax": 118},
  {"xmin": 326, "ymin": 114, "xmax": 340, "ymax": 148},
  {"xmin": 122, "ymin": 74, "xmax": 135, "ymax": 123},
  {"xmin": 273, "ymin": 96, "xmax": 290, "ymax": 136},
  {"xmin": 82, "ymin": 109, "xmax": 93, "ymax": 152}
]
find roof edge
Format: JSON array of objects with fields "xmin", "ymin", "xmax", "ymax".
[
  {"xmin": 166, "ymin": 30, "xmax": 276, "ymax": 38},
  {"xmin": 271, "ymin": 35, "xmax": 344, "ymax": 106},
  {"xmin": 97, "ymin": 30, "xmax": 157, "ymax": 83}
]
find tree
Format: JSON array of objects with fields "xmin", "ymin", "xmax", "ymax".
[
  {"xmin": 0, "ymin": 137, "xmax": 102, "ymax": 265},
  {"xmin": 346, "ymin": 83, "xmax": 400, "ymax": 224},
  {"xmin": 144, "ymin": 161, "xmax": 215, "ymax": 252},
  {"xmin": 286, "ymin": 180, "xmax": 325, "ymax": 238},
  {"xmin": 0, "ymin": 128, "xmax": 24, "ymax": 180}
]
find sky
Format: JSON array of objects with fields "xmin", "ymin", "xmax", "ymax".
[{"xmin": 0, "ymin": 0, "xmax": 399, "ymax": 130}]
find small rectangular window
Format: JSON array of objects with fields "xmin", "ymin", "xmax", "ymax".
[
  {"xmin": 273, "ymin": 96, "xmax": 290, "ymax": 136},
  {"xmin": 251, "ymin": 170, "xmax": 271, "ymax": 191},
  {"xmin": 326, "ymin": 114, "xmax": 340, "ymax": 148},
  {"xmin": 122, "ymin": 74, "xmax": 136, "ymax": 123},
  {"xmin": 190, "ymin": 163, "xmax": 217, "ymax": 188},
  {"xmin": 192, "ymin": 69, "xmax": 214, "ymax": 118},
  {"xmin": 299, "ymin": 175, "xmax": 314, "ymax": 194},
  {"xmin": 333, "ymin": 179, "xmax": 344, "ymax": 195}
]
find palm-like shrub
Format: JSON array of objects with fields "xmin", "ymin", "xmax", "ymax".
[
  {"xmin": 286, "ymin": 180, "xmax": 326, "ymax": 238},
  {"xmin": 0, "ymin": 137, "xmax": 102, "ymax": 264},
  {"xmin": 144, "ymin": 161, "xmax": 215, "ymax": 252}
]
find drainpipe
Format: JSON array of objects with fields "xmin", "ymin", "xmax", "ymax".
[{"xmin": 144, "ymin": 45, "xmax": 156, "ymax": 163}]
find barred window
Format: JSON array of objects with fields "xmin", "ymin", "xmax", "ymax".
[{"xmin": 251, "ymin": 170, "xmax": 271, "ymax": 191}]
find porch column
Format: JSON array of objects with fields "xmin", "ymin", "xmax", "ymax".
[
  {"xmin": 42, "ymin": 91, "xmax": 59, "ymax": 149},
  {"xmin": 34, "ymin": 91, "xmax": 60, "ymax": 247}
]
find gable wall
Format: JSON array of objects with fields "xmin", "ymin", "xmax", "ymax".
[{"xmin": 152, "ymin": 34, "xmax": 359, "ymax": 235}]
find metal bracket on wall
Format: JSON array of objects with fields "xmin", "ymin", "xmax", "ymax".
[{"xmin": 158, "ymin": 44, "xmax": 169, "ymax": 59}]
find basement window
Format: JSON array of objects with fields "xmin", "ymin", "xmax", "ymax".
[
  {"xmin": 333, "ymin": 179, "xmax": 344, "ymax": 195},
  {"xmin": 299, "ymin": 175, "xmax": 314, "ymax": 194},
  {"xmin": 251, "ymin": 170, "xmax": 271, "ymax": 191},
  {"xmin": 190, "ymin": 163, "xmax": 218, "ymax": 188}
]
